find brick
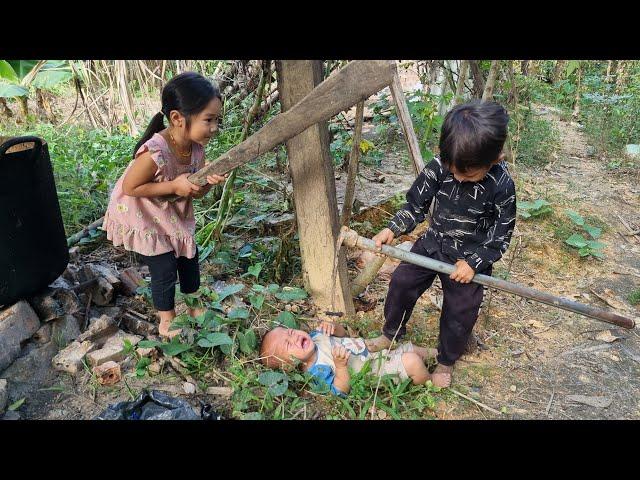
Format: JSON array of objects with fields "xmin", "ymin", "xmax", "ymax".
[
  {"xmin": 0, "ymin": 301, "xmax": 41, "ymax": 371},
  {"xmin": 52, "ymin": 340, "xmax": 97, "ymax": 374},
  {"xmin": 85, "ymin": 331, "xmax": 142, "ymax": 367}
]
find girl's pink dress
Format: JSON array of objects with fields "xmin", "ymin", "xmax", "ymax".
[{"xmin": 102, "ymin": 133, "xmax": 205, "ymax": 259}]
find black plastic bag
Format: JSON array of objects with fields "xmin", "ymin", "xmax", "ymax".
[{"xmin": 95, "ymin": 390, "xmax": 204, "ymax": 420}]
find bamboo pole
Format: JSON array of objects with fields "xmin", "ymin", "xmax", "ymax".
[{"xmin": 340, "ymin": 227, "xmax": 636, "ymax": 329}]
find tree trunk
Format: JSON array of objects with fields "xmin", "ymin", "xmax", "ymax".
[
  {"xmin": 17, "ymin": 96, "xmax": 29, "ymax": 121},
  {"xmin": 552, "ymin": 60, "xmax": 566, "ymax": 83},
  {"xmin": 469, "ymin": 60, "xmax": 485, "ymax": 98},
  {"xmin": 481, "ymin": 60, "xmax": 500, "ymax": 102},
  {"xmin": 36, "ymin": 88, "xmax": 56, "ymax": 123},
  {"xmin": 605, "ymin": 60, "xmax": 618, "ymax": 83},
  {"xmin": 276, "ymin": 60, "xmax": 355, "ymax": 316},
  {"xmin": 0, "ymin": 98, "xmax": 13, "ymax": 119},
  {"xmin": 572, "ymin": 61, "xmax": 582, "ymax": 118},
  {"xmin": 520, "ymin": 60, "xmax": 529, "ymax": 76},
  {"xmin": 454, "ymin": 60, "xmax": 469, "ymax": 105}
]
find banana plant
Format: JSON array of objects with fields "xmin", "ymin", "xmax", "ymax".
[{"xmin": 0, "ymin": 60, "xmax": 72, "ymax": 120}]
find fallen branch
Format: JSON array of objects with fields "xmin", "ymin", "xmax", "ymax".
[
  {"xmin": 67, "ymin": 217, "xmax": 104, "ymax": 247},
  {"xmin": 449, "ymin": 388, "xmax": 502, "ymax": 415}
]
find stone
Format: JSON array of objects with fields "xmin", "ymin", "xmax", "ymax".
[
  {"xmin": 51, "ymin": 315, "xmax": 81, "ymax": 348},
  {"xmin": 136, "ymin": 347, "xmax": 157, "ymax": 358},
  {"xmin": 119, "ymin": 267, "xmax": 145, "ymax": 296},
  {"xmin": 1, "ymin": 342, "xmax": 59, "ymax": 398},
  {"xmin": 32, "ymin": 324, "xmax": 52, "ymax": 344},
  {"xmin": 0, "ymin": 379, "xmax": 7, "ymax": 413},
  {"xmin": 52, "ymin": 340, "xmax": 97, "ymax": 374},
  {"xmin": 625, "ymin": 144, "xmax": 640, "ymax": 159},
  {"xmin": 93, "ymin": 361, "xmax": 122, "ymax": 385},
  {"xmin": 566, "ymin": 395, "xmax": 612, "ymax": 409},
  {"xmin": 0, "ymin": 301, "xmax": 41, "ymax": 371},
  {"xmin": 85, "ymin": 331, "xmax": 142, "ymax": 367},
  {"xmin": 182, "ymin": 382, "xmax": 196, "ymax": 394},
  {"xmin": 78, "ymin": 315, "xmax": 118, "ymax": 344},
  {"xmin": 1, "ymin": 411, "xmax": 20, "ymax": 420},
  {"xmin": 29, "ymin": 285, "xmax": 81, "ymax": 322}
]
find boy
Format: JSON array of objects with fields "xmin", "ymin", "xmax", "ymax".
[
  {"xmin": 366, "ymin": 100, "xmax": 516, "ymax": 388},
  {"xmin": 259, "ymin": 322, "xmax": 437, "ymax": 396}
]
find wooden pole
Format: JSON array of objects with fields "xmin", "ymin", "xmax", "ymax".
[
  {"xmin": 277, "ymin": 60, "xmax": 355, "ymax": 316},
  {"xmin": 340, "ymin": 100, "xmax": 364, "ymax": 227}
]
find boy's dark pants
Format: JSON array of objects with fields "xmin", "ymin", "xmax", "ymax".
[{"xmin": 382, "ymin": 239, "xmax": 491, "ymax": 366}]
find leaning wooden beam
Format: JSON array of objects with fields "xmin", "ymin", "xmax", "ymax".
[
  {"xmin": 340, "ymin": 100, "xmax": 364, "ymax": 227},
  {"xmin": 389, "ymin": 72, "xmax": 425, "ymax": 175},
  {"xmin": 184, "ymin": 60, "xmax": 396, "ymax": 187},
  {"xmin": 350, "ymin": 73, "xmax": 427, "ymax": 296}
]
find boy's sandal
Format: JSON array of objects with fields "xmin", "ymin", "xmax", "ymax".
[{"xmin": 432, "ymin": 363, "xmax": 454, "ymax": 388}]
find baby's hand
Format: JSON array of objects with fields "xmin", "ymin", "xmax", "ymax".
[
  {"xmin": 172, "ymin": 173, "xmax": 201, "ymax": 198},
  {"xmin": 332, "ymin": 345, "xmax": 350, "ymax": 367},
  {"xmin": 319, "ymin": 320, "xmax": 336, "ymax": 336},
  {"xmin": 450, "ymin": 259, "xmax": 475, "ymax": 283}
]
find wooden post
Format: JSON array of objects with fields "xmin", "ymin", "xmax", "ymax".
[
  {"xmin": 276, "ymin": 60, "xmax": 355, "ymax": 316},
  {"xmin": 389, "ymin": 72, "xmax": 425, "ymax": 175}
]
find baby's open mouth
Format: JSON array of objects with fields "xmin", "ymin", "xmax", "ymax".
[{"xmin": 301, "ymin": 337, "xmax": 307, "ymax": 349}]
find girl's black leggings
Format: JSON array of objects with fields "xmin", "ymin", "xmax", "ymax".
[{"xmin": 138, "ymin": 249, "xmax": 200, "ymax": 311}]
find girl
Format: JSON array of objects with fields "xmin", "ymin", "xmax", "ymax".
[{"xmin": 103, "ymin": 72, "xmax": 227, "ymax": 338}]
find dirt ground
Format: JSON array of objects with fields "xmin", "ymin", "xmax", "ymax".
[
  {"xmin": 4, "ymin": 66, "xmax": 640, "ymax": 420},
  {"xmin": 356, "ymin": 106, "xmax": 640, "ymax": 419}
]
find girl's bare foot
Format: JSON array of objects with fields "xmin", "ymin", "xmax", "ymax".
[
  {"xmin": 432, "ymin": 363, "xmax": 454, "ymax": 388},
  {"xmin": 159, "ymin": 318, "xmax": 181, "ymax": 339},
  {"xmin": 365, "ymin": 335, "xmax": 392, "ymax": 352}
]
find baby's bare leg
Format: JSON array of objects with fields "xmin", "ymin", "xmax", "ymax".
[{"xmin": 402, "ymin": 352, "xmax": 431, "ymax": 385}]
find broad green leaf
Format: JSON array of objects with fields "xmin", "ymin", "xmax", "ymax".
[
  {"xmin": 220, "ymin": 343, "xmax": 232, "ymax": 355},
  {"xmin": 0, "ymin": 82, "xmax": 28, "ymax": 98},
  {"xmin": 565, "ymin": 209, "xmax": 584, "ymax": 226},
  {"xmin": 566, "ymin": 60, "xmax": 580, "ymax": 77},
  {"xmin": 578, "ymin": 247, "xmax": 592, "ymax": 257},
  {"xmin": 198, "ymin": 332, "xmax": 233, "ymax": 349},
  {"xmin": 8, "ymin": 60, "xmax": 40, "ymax": 80},
  {"xmin": 274, "ymin": 287, "xmax": 308, "ymax": 302},
  {"xmin": 138, "ymin": 340, "xmax": 162, "ymax": 348},
  {"xmin": 159, "ymin": 338, "xmax": 192, "ymax": 356},
  {"xmin": 258, "ymin": 371, "xmax": 288, "ymax": 397},
  {"xmin": 276, "ymin": 311, "xmax": 297, "ymax": 329},
  {"xmin": 227, "ymin": 307, "xmax": 250, "ymax": 320},
  {"xmin": 267, "ymin": 284, "xmax": 280, "ymax": 294},
  {"xmin": 216, "ymin": 284, "xmax": 244, "ymax": 302},
  {"xmin": 583, "ymin": 225, "xmax": 602, "ymax": 239},
  {"xmin": 587, "ymin": 240, "xmax": 605, "ymax": 250},
  {"xmin": 237, "ymin": 331, "xmax": 253, "ymax": 355},
  {"xmin": 518, "ymin": 210, "xmax": 531, "ymax": 219},
  {"xmin": 0, "ymin": 60, "xmax": 18, "ymax": 82},
  {"xmin": 251, "ymin": 284, "xmax": 266, "ymax": 293},
  {"xmin": 32, "ymin": 69, "xmax": 72, "ymax": 89},
  {"xmin": 245, "ymin": 263, "xmax": 263, "ymax": 279},
  {"xmin": 565, "ymin": 233, "xmax": 588, "ymax": 248},
  {"xmin": 244, "ymin": 329, "xmax": 257, "ymax": 351},
  {"xmin": 250, "ymin": 294, "xmax": 265, "ymax": 310}
]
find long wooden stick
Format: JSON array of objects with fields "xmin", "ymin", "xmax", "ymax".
[
  {"xmin": 341, "ymin": 227, "xmax": 636, "ymax": 329},
  {"xmin": 340, "ymin": 101, "xmax": 364, "ymax": 227},
  {"xmin": 389, "ymin": 72, "xmax": 425, "ymax": 175},
  {"xmin": 186, "ymin": 60, "xmax": 396, "ymax": 186}
]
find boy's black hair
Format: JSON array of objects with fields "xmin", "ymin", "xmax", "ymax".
[
  {"xmin": 438, "ymin": 100, "xmax": 509, "ymax": 173},
  {"xmin": 133, "ymin": 71, "xmax": 222, "ymax": 158}
]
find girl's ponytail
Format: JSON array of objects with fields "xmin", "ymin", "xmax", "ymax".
[{"xmin": 132, "ymin": 111, "xmax": 166, "ymax": 158}]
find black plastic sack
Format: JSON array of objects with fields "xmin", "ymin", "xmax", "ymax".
[
  {"xmin": 95, "ymin": 390, "xmax": 222, "ymax": 420},
  {"xmin": 0, "ymin": 136, "xmax": 68, "ymax": 306}
]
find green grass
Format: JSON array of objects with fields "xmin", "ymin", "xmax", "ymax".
[{"xmin": 627, "ymin": 289, "xmax": 640, "ymax": 306}]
